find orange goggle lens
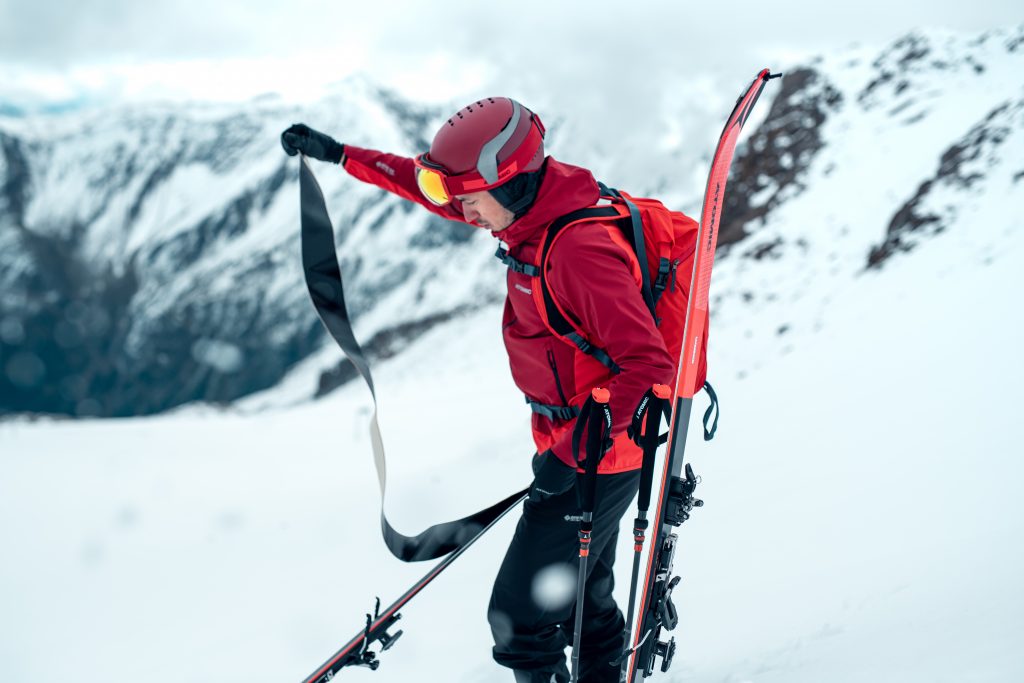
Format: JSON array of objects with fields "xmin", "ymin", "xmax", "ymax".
[{"xmin": 415, "ymin": 167, "xmax": 451, "ymax": 206}]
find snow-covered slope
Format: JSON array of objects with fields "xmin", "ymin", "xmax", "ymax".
[
  {"xmin": 711, "ymin": 26, "xmax": 1024, "ymax": 377},
  {"xmin": 1, "ymin": 187, "xmax": 1021, "ymax": 681},
  {"xmin": 1, "ymin": 24, "xmax": 1023, "ymax": 682}
]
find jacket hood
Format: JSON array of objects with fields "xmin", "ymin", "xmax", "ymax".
[{"xmin": 491, "ymin": 157, "xmax": 600, "ymax": 248}]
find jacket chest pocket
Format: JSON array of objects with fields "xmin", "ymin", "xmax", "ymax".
[{"xmin": 505, "ymin": 272, "xmax": 547, "ymax": 336}]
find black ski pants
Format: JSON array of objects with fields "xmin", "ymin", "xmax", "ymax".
[{"xmin": 488, "ymin": 469, "xmax": 641, "ymax": 683}]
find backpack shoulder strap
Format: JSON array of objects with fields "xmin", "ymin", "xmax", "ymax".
[
  {"xmin": 534, "ymin": 204, "xmax": 626, "ymax": 374},
  {"xmin": 598, "ymin": 185, "xmax": 657, "ymax": 321},
  {"xmin": 493, "ymin": 190, "xmax": 656, "ymax": 375}
]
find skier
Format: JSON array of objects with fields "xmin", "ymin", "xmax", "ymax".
[{"xmin": 282, "ymin": 97, "xmax": 678, "ymax": 683}]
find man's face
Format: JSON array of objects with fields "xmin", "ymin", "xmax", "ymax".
[{"xmin": 457, "ymin": 191, "xmax": 515, "ymax": 232}]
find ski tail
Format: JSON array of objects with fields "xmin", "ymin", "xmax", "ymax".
[{"xmin": 625, "ymin": 69, "xmax": 780, "ymax": 682}]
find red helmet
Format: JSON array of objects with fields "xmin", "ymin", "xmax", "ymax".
[{"xmin": 414, "ymin": 97, "xmax": 546, "ymax": 206}]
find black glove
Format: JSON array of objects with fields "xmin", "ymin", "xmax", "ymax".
[
  {"xmin": 280, "ymin": 123, "xmax": 345, "ymax": 163},
  {"xmin": 529, "ymin": 450, "xmax": 578, "ymax": 504}
]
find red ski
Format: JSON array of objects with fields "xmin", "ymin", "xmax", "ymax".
[{"xmin": 624, "ymin": 69, "xmax": 780, "ymax": 681}]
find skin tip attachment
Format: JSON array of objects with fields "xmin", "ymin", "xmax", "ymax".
[{"xmin": 591, "ymin": 387, "xmax": 611, "ymax": 404}]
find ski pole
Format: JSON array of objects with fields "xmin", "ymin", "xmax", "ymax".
[
  {"xmin": 570, "ymin": 387, "xmax": 612, "ymax": 683},
  {"xmin": 615, "ymin": 384, "xmax": 672, "ymax": 676}
]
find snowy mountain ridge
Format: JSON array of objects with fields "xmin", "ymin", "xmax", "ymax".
[
  {"xmin": 1, "ymin": 24, "xmax": 1023, "ymax": 683},
  {"xmin": 707, "ymin": 25, "xmax": 1023, "ymax": 377},
  {"xmin": 1, "ymin": 25, "xmax": 1022, "ymax": 418}
]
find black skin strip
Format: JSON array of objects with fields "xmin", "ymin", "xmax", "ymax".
[{"xmin": 299, "ymin": 156, "xmax": 528, "ymax": 562}]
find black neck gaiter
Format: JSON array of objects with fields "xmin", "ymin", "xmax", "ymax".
[{"xmin": 488, "ymin": 163, "xmax": 547, "ymax": 219}]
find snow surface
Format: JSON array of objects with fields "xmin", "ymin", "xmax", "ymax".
[
  {"xmin": 3, "ymin": 25, "xmax": 1024, "ymax": 683},
  {"xmin": 3, "ymin": 183, "xmax": 1023, "ymax": 682}
]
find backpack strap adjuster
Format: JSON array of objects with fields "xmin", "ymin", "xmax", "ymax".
[
  {"xmin": 653, "ymin": 258, "xmax": 672, "ymax": 293},
  {"xmin": 495, "ymin": 246, "xmax": 540, "ymax": 277},
  {"xmin": 526, "ymin": 396, "xmax": 581, "ymax": 421},
  {"xmin": 567, "ymin": 332, "xmax": 621, "ymax": 374}
]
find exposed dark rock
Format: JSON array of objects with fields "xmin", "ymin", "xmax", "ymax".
[
  {"xmin": 410, "ymin": 214, "xmax": 477, "ymax": 248},
  {"xmin": 719, "ymin": 68, "xmax": 842, "ymax": 250},
  {"xmin": 144, "ymin": 163, "xmax": 291, "ymax": 271},
  {"xmin": 1007, "ymin": 28, "xmax": 1024, "ymax": 53},
  {"xmin": 127, "ymin": 157, "xmax": 180, "ymax": 223},
  {"xmin": 375, "ymin": 87, "xmax": 441, "ymax": 152},
  {"xmin": 868, "ymin": 100, "xmax": 1020, "ymax": 268},
  {"xmin": 368, "ymin": 202, "xmax": 400, "ymax": 234},
  {"xmin": 315, "ymin": 305, "xmax": 475, "ymax": 397},
  {"xmin": 1, "ymin": 222, "xmax": 141, "ymax": 416},
  {"xmin": 0, "ymin": 131, "xmax": 30, "ymax": 225},
  {"xmin": 745, "ymin": 237, "xmax": 784, "ymax": 261},
  {"xmin": 860, "ymin": 33, "xmax": 934, "ymax": 109},
  {"xmin": 0, "ymin": 115, "xmax": 338, "ymax": 417}
]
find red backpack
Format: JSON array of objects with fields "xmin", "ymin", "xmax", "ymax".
[{"xmin": 498, "ymin": 183, "xmax": 708, "ymax": 399}]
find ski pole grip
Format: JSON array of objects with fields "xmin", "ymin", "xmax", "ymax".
[
  {"xmin": 581, "ymin": 388, "xmax": 611, "ymax": 515},
  {"xmin": 652, "ymin": 384, "xmax": 671, "ymax": 401},
  {"xmin": 637, "ymin": 384, "xmax": 670, "ymax": 511}
]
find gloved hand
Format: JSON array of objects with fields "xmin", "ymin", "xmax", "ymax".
[
  {"xmin": 280, "ymin": 123, "xmax": 345, "ymax": 163},
  {"xmin": 529, "ymin": 450, "xmax": 578, "ymax": 504}
]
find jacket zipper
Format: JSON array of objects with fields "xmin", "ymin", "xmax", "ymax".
[
  {"xmin": 670, "ymin": 242, "xmax": 698, "ymax": 293},
  {"xmin": 669, "ymin": 259, "xmax": 681, "ymax": 292},
  {"xmin": 547, "ymin": 348, "xmax": 570, "ymax": 406}
]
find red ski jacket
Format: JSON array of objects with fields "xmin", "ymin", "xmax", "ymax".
[{"xmin": 343, "ymin": 146, "xmax": 675, "ymax": 473}]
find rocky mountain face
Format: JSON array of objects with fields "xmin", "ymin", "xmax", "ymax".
[
  {"xmin": 1, "ymin": 26, "xmax": 1021, "ymax": 418},
  {"xmin": 0, "ymin": 80, "xmax": 481, "ymax": 417},
  {"xmin": 721, "ymin": 27, "xmax": 1023, "ymax": 267}
]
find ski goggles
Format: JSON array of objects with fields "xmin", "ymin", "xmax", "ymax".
[
  {"xmin": 413, "ymin": 104, "xmax": 545, "ymax": 207},
  {"xmin": 413, "ymin": 157, "xmax": 459, "ymax": 207}
]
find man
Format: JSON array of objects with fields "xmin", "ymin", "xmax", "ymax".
[{"xmin": 282, "ymin": 97, "xmax": 675, "ymax": 683}]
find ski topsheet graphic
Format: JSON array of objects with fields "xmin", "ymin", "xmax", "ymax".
[{"xmin": 624, "ymin": 69, "xmax": 779, "ymax": 681}]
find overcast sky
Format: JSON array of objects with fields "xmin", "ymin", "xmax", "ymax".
[{"xmin": 1, "ymin": 0, "xmax": 1021, "ymax": 110}]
